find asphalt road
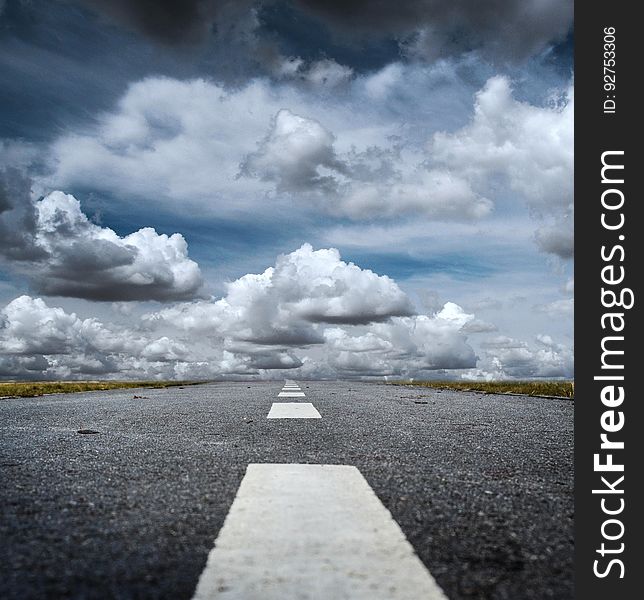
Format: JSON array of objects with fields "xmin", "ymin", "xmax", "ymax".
[{"xmin": 0, "ymin": 381, "xmax": 573, "ymax": 599}]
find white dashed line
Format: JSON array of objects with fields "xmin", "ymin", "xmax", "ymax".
[
  {"xmin": 267, "ymin": 402, "xmax": 321, "ymax": 419},
  {"xmin": 278, "ymin": 391, "xmax": 306, "ymax": 397},
  {"xmin": 192, "ymin": 464, "xmax": 448, "ymax": 600}
]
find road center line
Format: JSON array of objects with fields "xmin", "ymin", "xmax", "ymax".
[
  {"xmin": 192, "ymin": 464, "xmax": 447, "ymax": 600},
  {"xmin": 278, "ymin": 391, "xmax": 305, "ymax": 397},
  {"xmin": 267, "ymin": 402, "xmax": 321, "ymax": 419}
]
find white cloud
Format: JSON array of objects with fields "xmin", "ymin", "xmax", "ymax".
[
  {"xmin": 50, "ymin": 78, "xmax": 279, "ymax": 214},
  {"xmin": 0, "ymin": 295, "xmax": 95, "ymax": 356},
  {"xmin": 148, "ymin": 243, "xmax": 415, "ymax": 339},
  {"xmin": 0, "ymin": 295, "xmax": 206, "ymax": 379},
  {"xmin": 322, "ymin": 310, "xmax": 477, "ymax": 376},
  {"xmin": 464, "ymin": 333, "xmax": 573, "ymax": 380},
  {"xmin": 45, "ymin": 69, "xmax": 572, "ymax": 232},
  {"xmin": 431, "ymin": 76, "xmax": 573, "ymax": 257},
  {"xmin": 0, "ymin": 295, "xmax": 143, "ymax": 380},
  {"xmin": 0, "ymin": 180, "xmax": 203, "ymax": 302},
  {"xmin": 240, "ymin": 109, "xmax": 346, "ymax": 194},
  {"xmin": 1, "ymin": 246, "xmax": 481, "ymax": 380},
  {"xmin": 49, "ymin": 72, "xmax": 501, "ymax": 222},
  {"xmin": 241, "ymin": 108, "xmax": 491, "ymax": 220}
]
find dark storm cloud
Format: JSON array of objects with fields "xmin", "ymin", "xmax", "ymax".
[
  {"xmin": 74, "ymin": 0, "xmax": 251, "ymax": 45},
  {"xmin": 0, "ymin": 354, "xmax": 51, "ymax": 379},
  {"xmin": 0, "ymin": 0, "xmax": 213, "ymax": 142},
  {"xmin": 295, "ymin": 0, "xmax": 573, "ymax": 61},
  {"xmin": 0, "ymin": 169, "xmax": 46, "ymax": 261},
  {"xmin": 0, "ymin": 171, "xmax": 203, "ymax": 302},
  {"xmin": 72, "ymin": 0, "xmax": 572, "ymax": 62}
]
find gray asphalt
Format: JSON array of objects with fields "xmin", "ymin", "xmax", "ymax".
[{"xmin": 0, "ymin": 381, "xmax": 573, "ymax": 599}]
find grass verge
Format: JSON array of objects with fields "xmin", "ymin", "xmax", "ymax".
[
  {"xmin": 388, "ymin": 380, "xmax": 574, "ymax": 399},
  {"xmin": 0, "ymin": 381, "xmax": 205, "ymax": 399}
]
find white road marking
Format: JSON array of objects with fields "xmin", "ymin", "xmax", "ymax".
[
  {"xmin": 192, "ymin": 464, "xmax": 448, "ymax": 600},
  {"xmin": 278, "ymin": 391, "xmax": 306, "ymax": 397},
  {"xmin": 267, "ymin": 403, "xmax": 321, "ymax": 419}
]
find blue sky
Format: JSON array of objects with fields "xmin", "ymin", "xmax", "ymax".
[{"xmin": 0, "ymin": 0, "xmax": 573, "ymax": 380}]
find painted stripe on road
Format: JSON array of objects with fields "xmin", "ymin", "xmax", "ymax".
[
  {"xmin": 267, "ymin": 402, "xmax": 321, "ymax": 419},
  {"xmin": 192, "ymin": 464, "xmax": 447, "ymax": 600},
  {"xmin": 278, "ymin": 391, "xmax": 306, "ymax": 397}
]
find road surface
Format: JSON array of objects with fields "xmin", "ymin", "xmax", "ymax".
[{"xmin": 0, "ymin": 380, "xmax": 573, "ymax": 599}]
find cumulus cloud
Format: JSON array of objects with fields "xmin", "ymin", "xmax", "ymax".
[
  {"xmin": 50, "ymin": 77, "xmax": 287, "ymax": 213},
  {"xmin": 431, "ymin": 76, "xmax": 573, "ymax": 257},
  {"xmin": 241, "ymin": 108, "xmax": 492, "ymax": 220},
  {"xmin": 240, "ymin": 109, "xmax": 347, "ymax": 194},
  {"xmin": 1, "ymin": 246, "xmax": 479, "ymax": 380},
  {"xmin": 322, "ymin": 303, "xmax": 477, "ymax": 376},
  {"xmin": 0, "ymin": 295, "xmax": 130, "ymax": 378},
  {"xmin": 51, "ymin": 75, "xmax": 494, "ymax": 222},
  {"xmin": 464, "ymin": 334, "xmax": 573, "ymax": 380},
  {"xmin": 0, "ymin": 172, "xmax": 203, "ymax": 301},
  {"xmin": 148, "ymin": 243, "xmax": 415, "ymax": 338},
  {"xmin": 0, "ymin": 295, "xmax": 199, "ymax": 379}
]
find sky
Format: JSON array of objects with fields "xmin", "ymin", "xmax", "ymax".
[{"xmin": 0, "ymin": 0, "xmax": 573, "ymax": 381}]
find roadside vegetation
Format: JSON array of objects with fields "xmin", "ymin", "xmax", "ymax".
[
  {"xmin": 388, "ymin": 380, "xmax": 574, "ymax": 399},
  {"xmin": 0, "ymin": 381, "xmax": 204, "ymax": 399}
]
